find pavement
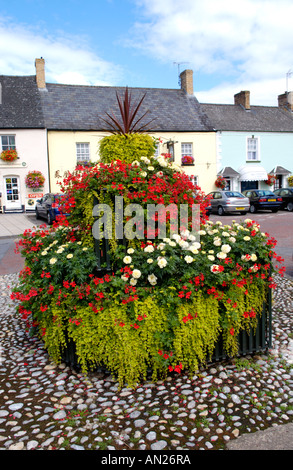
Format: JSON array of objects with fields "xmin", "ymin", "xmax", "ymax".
[
  {"xmin": 0, "ymin": 213, "xmax": 44, "ymax": 275},
  {"xmin": 0, "ymin": 212, "xmax": 292, "ymax": 451}
]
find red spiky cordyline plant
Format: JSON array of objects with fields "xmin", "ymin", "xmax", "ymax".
[{"xmin": 101, "ymin": 86, "xmax": 155, "ymax": 134}]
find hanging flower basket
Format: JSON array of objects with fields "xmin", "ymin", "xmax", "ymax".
[
  {"xmin": 215, "ymin": 175, "xmax": 226, "ymax": 189},
  {"xmin": 287, "ymin": 175, "xmax": 293, "ymax": 187},
  {"xmin": 265, "ymin": 174, "xmax": 276, "ymax": 186},
  {"xmin": 0, "ymin": 149, "xmax": 18, "ymax": 162},
  {"xmin": 181, "ymin": 155, "xmax": 194, "ymax": 165},
  {"xmin": 25, "ymin": 170, "xmax": 45, "ymax": 189}
]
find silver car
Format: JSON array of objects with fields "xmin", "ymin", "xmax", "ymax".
[{"xmin": 207, "ymin": 190, "xmax": 250, "ymax": 216}]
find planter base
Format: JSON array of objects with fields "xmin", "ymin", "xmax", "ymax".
[{"xmin": 61, "ymin": 298, "xmax": 272, "ymax": 376}]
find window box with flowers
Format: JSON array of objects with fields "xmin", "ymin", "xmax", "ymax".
[
  {"xmin": 25, "ymin": 171, "xmax": 45, "ymax": 189},
  {"xmin": 181, "ymin": 155, "xmax": 194, "ymax": 166},
  {"xmin": 215, "ymin": 175, "xmax": 226, "ymax": 189},
  {"xmin": 0, "ymin": 149, "xmax": 18, "ymax": 163}
]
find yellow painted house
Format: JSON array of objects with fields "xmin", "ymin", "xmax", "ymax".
[{"xmin": 36, "ymin": 59, "xmax": 217, "ymax": 194}]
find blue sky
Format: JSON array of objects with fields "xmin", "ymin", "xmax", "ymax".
[{"xmin": 1, "ymin": 0, "xmax": 293, "ymax": 105}]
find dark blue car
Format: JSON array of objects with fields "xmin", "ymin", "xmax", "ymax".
[
  {"xmin": 242, "ymin": 190, "xmax": 283, "ymax": 213},
  {"xmin": 35, "ymin": 193, "xmax": 66, "ymax": 225}
]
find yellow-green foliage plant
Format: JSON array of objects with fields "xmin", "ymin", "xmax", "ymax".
[
  {"xmin": 99, "ymin": 133, "xmax": 157, "ymax": 165},
  {"xmin": 173, "ymin": 294, "xmax": 220, "ymax": 373}
]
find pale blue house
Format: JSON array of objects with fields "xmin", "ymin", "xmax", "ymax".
[{"xmin": 201, "ymin": 91, "xmax": 293, "ymax": 192}]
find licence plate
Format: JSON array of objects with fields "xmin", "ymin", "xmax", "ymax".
[
  {"xmin": 236, "ymin": 207, "xmax": 245, "ymax": 210},
  {"xmin": 268, "ymin": 199, "xmax": 276, "ymax": 202}
]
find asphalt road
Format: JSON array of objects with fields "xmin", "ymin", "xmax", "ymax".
[
  {"xmin": 209, "ymin": 210, "xmax": 293, "ymax": 279},
  {"xmin": 0, "ymin": 211, "xmax": 292, "ymax": 278}
]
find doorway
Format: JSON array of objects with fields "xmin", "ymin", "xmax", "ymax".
[{"xmin": 4, "ymin": 176, "xmax": 22, "ymax": 211}]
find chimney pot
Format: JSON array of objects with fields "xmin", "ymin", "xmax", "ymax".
[
  {"xmin": 35, "ymin": 58, "xmax": 46, "ymax": 89},
  {"xmin": 278, "ymin": 92, "xmax": 293, "ymax": 111},
  {"xmin": 234, "ymin": 90, "xmax": 250, "ymax": 110},
  {"xmin": 180, "ymin": 69, "xmax": 194, "ymax": 95}
]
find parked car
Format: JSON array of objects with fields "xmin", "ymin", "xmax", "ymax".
[
  {"xmin": 35, "ymin": 193, "xmax": 66, "ymax": 225},
  {"xmin": 242, "ymin": 189, "xmax": 282, "ymax": 213},
  {"xmin": 206, "ymin": 190, "xmax": 250, "ymax": 216},
  {"xmin": 273, "ymin": 188, "xmax": 293, "ymax": 212}
]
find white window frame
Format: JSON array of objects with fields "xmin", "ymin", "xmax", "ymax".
[
  {"xmin": 181, "ymin": 143, "xmax": 193, "ymax": 158},
  {"xmin": 154, "ymin": 143, "xmax": 160, "ymax": 158},
  {"xmin": 76, "ymin": 143, "xmax": 90, "ymax": 162},
  {"xmin": 246, "ymin": 136, "xmax": 260, "ymax": 161},
  {"xmin": 189, "ymin": 175, "xmax": 198, "ymax": 187},
  {"xmin": 1, "ymin": 135, "xmax": 16, "ymax": 151}
]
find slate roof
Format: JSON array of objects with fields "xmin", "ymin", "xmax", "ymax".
[
  {"xmin": 0, "ymin": 75, "xmax": 45, "ymax": 128},
  {"xmin": 269, "ymin": 165, "xmax": 291, "ymax": 175},
  {"xmin": 39, "ymin": 83, "xmax": 214, "ymax": 132},
  {"xmin": 200, "ymin": 103, "xmax": 293, "ymax": 133},
  {"xmin": 218, "ymin": 166, "xmax": 240, "ymax": 177}
]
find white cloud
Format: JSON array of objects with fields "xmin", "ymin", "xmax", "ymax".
[
  {"xmin": 0, "ymin": 16, "xmax": 122, "ymax": 86},
  {"xmin": 131, "ymin": 0, "xmax": 293, "ymax": 104},
  {"xmin": 196, "ymin": 77, "xmax": 287, "ymax": 106}
]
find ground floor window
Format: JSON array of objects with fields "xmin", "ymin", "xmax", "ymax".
[
  {"xmin": 240, "ymin": 180, "xmax": 258, "ymax": 192},
  {"xmin": 189, "ymin": 175, "xmax": 198, "ymax": 187}
]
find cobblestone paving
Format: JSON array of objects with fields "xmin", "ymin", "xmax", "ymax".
[{"xmin": 0, "ymin": 273, "xmax": 292, "ymax": 451}]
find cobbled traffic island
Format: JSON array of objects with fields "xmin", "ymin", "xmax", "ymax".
[{"xmin": 0, "ymin": 272, "xmax": 292, "ymax": 451}]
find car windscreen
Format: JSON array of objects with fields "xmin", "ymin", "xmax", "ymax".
[
  {"xmin": 256, "ymin": 190, "xmax": 275, "ymax": 196},
  {"xmin": 224, "ymin": 192, "xmax": 244, "ymax": 198}
]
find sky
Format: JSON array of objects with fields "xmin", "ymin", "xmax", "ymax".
[{"xmin": 0, "ymin": 0, "xmax": 293, "ymax": 106}]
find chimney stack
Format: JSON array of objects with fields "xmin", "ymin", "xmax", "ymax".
[
  {"xmin": 234, "ymin": 90, "xmax": 250, "ymax": 110},
  {"xmin": 35, "ymin": 58, "xmax": 46, "ymax": 89},
  {"xmin": 180, "ymin": 69, "xmax": 194, "ymax": 95},
  {"xmin": 278, "ymin": 92, "xmax": 293, "ymax": 111}
]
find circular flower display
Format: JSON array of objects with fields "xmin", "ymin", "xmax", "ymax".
[
  {"xmin": 25, "ymin": 171, "xmax": 45, "ymax": 188},
  {"xmin": 215, "ymin": 175, "xmax": 226, "ymax": 189}
]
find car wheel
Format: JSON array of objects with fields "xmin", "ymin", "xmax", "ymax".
[
  {"xmin": 47, "ymin": 211, "xmax": 53, "ymax": 225},
  {"xmin": 35, "ymin": 209, "xmax": 40, "ymax": 220},
  {"xmin": 249, "ymin": 204, "xmax": 256, "ymax": 213},
  {"xmin": 287, "ymin": 202, "xmax": 293, "ymax": 212},
  {"xmin": 217, "ymin": 206, "xmax": 224, "ymax": 216}
]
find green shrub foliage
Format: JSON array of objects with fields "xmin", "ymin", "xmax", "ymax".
[{"xmin": 98, "ymin": 133, "xmax": 157, "ymax": 164}]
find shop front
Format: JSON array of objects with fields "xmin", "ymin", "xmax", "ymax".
[{"xmin": 238, "ymin": 164, "xmax": 268, "ymax": 193}]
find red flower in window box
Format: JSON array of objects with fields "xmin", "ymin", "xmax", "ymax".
[
  {"xmin": 181, "ymin": 155, "xmax": 194, "ymax": 165},
  {"xmin": 0, "ymin": 149, "xmax": 18, "ymax": 162}
]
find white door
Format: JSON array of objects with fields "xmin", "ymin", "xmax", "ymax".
[{"xmin": 4, "ymin": 176, "xmax": 22, "ymax": 211}]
